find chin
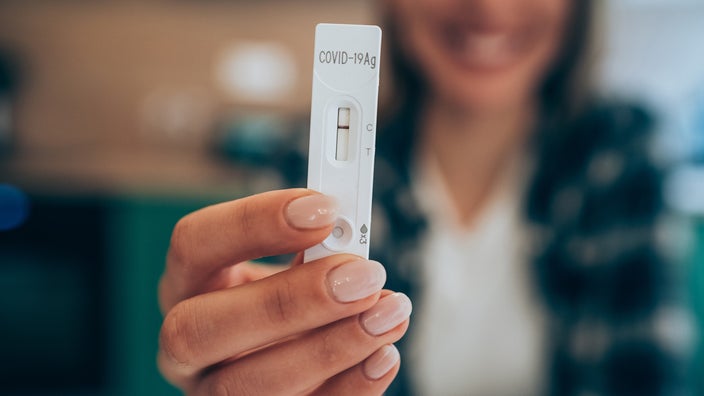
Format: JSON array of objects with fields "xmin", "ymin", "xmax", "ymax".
[{"xmin": 430, "ymin": 69, "xmax": 539, "ymax": 114}]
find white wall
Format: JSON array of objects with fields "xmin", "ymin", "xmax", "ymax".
[
  {"xmin": 598, "ymin": 1, "xmax": 704, "ymax": 137},
  {"xmin": 599, "ymin": 1, "xmax": 704, "ymax": 213}
]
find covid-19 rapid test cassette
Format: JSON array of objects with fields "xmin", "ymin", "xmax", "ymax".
[{"xmin": 303, "ymin": 23, "xmax": 382, "ymax": 263}]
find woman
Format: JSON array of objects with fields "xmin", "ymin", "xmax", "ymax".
[{"xmin": 157, "ymin": 0, "xmax": 687, "ymax": 395}]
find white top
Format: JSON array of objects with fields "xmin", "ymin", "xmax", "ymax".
[{"xmin": 407, "ymin": 151, "xmax": 547, "ymax": 396}]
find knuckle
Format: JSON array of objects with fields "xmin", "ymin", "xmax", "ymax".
[
  {"xmin": 314, "ymin": 330, "xmax": 347, "ymax": 366},
  {"xmin": 211, "ymin": 382, "xmax": 233, "ymax": 396},
  {"xmin": 159, "ymin": 301, "xmax": 201, "ymax": 367},
  {"xmin": 313, "ymin": 319, "xmax": 376, "ymax": 369},
  {"xmin": 235, "ymin": 199, "xmax": 252, "ymax": 240},
  {"xmin": 263, "ymin": 277, "xmax": 297, "ymax": 325},
  {"xmin": 207, "ymin": 369, "xmax": 259, "ymax": 396},
  {"xmin": 210, "ymin": 381, "xmax": 237, "ymax": 396}
]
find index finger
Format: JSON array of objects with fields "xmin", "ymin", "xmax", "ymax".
[{"xmin": 161, "ymin": 189, "xmax": 337, "ymax": 310}]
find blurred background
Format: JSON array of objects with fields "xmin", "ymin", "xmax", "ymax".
[{"xmin": 0, "ymin": 0, "xmax": 702, "ymax": 395}]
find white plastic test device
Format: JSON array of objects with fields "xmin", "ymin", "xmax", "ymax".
[{"xmin": 303, "ymin": 23, "xmax": 382, "ymax": 263}]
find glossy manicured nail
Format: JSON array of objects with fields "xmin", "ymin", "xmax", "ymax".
[
  {"xmin": 327, "ymin": 260, "xmax": 386, "ymax": 303},
  {"xmin": 360, "ymin": 293, "xmax": 412, "ymax": 336},
  {"xmin": 285, "ymin": 195, "xmax": 338, "ymax": 229},
  {"xmin": 363, "ymin": 345, "xmax": 400, "ymax": 380}
]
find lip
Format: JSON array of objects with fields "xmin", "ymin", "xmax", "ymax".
[{"xmin": 438, "ymin": 22, "xmax": 533, "ymax": 73}]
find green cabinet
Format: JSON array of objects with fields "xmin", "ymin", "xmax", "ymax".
[{"xmin": 104, "ymin": 195, "xmax": 224, "ymax": 396}]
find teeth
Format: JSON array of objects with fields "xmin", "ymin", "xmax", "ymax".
[{"xmin": 461, "ymin": 33, "xmax": 513, "ymax": 67}]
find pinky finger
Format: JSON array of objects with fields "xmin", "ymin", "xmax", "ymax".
[{"xmin": 311, "ymin": 344, "xmax": 401, "ymax": 396}]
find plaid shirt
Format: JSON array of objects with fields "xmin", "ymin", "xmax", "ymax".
[{"xmin": 368, "ymin": 101, "xmax": 692, "ymax": 396}]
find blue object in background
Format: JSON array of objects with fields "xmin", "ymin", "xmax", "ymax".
[
  {"xmin": 692, "ymin": 87, "xmax": 704, "ymax": 163},
  {"xmin": 0, "ymin": 184, "xmax": 29, "ymax": 231}
]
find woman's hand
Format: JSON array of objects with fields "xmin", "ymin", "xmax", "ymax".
[{"xmin": 157, "ymin": 189, "xmax": 412, "ymax": 395}]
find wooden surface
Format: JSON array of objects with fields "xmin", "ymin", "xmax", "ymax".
[{"xmin": 0, "ymin": 1, "xmax": 375, "ymax": 195}]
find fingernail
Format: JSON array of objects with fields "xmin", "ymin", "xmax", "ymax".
[
  {"xmin": 327, "ymin": 260, "xmax": 386, "ymax": 303},
  {"xmin": 285, "ymin": 194, "xmax": 338, "ymax": 229},
  {"xmin": 360, "ymin": 293, "xmax": 412, "ymax": 336},
  {"xmin": 363, "ymin": 345, "xmax": 400, "ymax": 380}
]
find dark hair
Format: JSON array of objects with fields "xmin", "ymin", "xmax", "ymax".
[
  {"xmin": 541, "ymin": 0, "xmax": 596, "ymax": 119},
  {"xmin": 380, "ymin": 0, "xmax": 598, "ymax": 122}
]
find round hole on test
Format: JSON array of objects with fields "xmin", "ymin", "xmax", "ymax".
[{"xmin": 322, "ymin": 217, "xmax": 354, "ymax": 251}]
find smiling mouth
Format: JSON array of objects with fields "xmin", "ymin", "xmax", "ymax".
[{"xmin": 441, "ymin": 25, "xmax": 532, "ymax": 72}]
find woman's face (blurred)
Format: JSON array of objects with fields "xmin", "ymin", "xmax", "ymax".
[{"xmin": 388, "ymin": 0, "xmax": 570, "ymax": 113}]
